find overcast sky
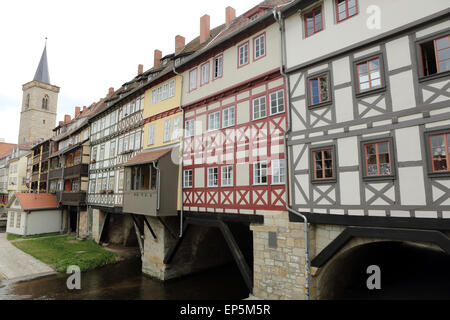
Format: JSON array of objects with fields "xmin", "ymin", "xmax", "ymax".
[{"xmin": 0, "ymin": 0, "xmax": 262, "ymax": 144}]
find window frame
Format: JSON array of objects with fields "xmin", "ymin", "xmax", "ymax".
[
  {"xmin": 189, "ymin": 68, "xmax": 198, "ymax": 92},
  {"xmin": 269, "ymin": 89, "xmax": 286, "ymax": 116},
  {"xmin": 416, "ymin": 31, "xmax": 450, "ymax": 81},
  {"xmin": 271, "ymin": 159, "xmax": 286, "ymax": 185},
  {"xmin": 307, "ymin": 70, "xmax": 332, "ymax": 109},
  {"xmin": 222, "ymin": 106, "xmax": 235, "ymax": 128},
  {"xmin": 253, "ymin": 32, "xmax": 266, "ymax": 61},
  {"xmin": 238, "ymin": 41, "xmax": 250, "ymax": 68},
  {"xmin": 304, "ymin": 5, "xmax": 324, "ymax": 38},
  {"xmin": 183, "ymin": 169, "xmax": 193, "ymax": 188},
  {"xmin": 208, "ymin": 111, "xmax": 221, "ymax": 132},
  {"xmin": 163, "ymin": 118, "xmax": 172, "ymax": 143},
  {"xmin": 253, "ymin": 161, "xmax": 268, "ymax": 186},
  {"xmin": 147, "ymin": 124, "xmax": 155, "ymax": 146},
  {"xmin": 335, "ymin": 0, "xmax": 359, "ymax": 23},
  {"xmin": 353, "ymin": 53, "xmax": 386, "ymax": 98},
  {"xmin": 200, "ymin": 61, "xmax": 210, "ymax": 86},
  {"xmin": 424, "ymin": 129, "xmax": 450, "ymax": 178},
  {"xmin": 213, "ymin": 54, "xmax": 224, "ymax": 80},
  {"xmin": 360, "ymin": 137, "xmax": 396, "ymax": 182},
  {"xmin": 207, "ymin": 167, "xmax": 219, "ymax": 188},
  {"xmin": 310, "ymin": 145, "xmax": 337, "ymax": 184},
  {"xmin": 221, "ymin": 165, "xmax": 234, "ymax": 187},
  {"xmin": 185, "ymin": 119, "xmax": 195, "ymax": 138},
  {"xmin": 252, "ymin": 95, "xmax": 267, "ymax": 121}
]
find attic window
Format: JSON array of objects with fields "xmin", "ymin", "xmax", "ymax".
[{"xmin": 250, "ymin": 14, "xmax": 258, "ymax": 21}]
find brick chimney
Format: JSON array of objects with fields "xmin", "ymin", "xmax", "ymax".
[
  {"xmin": 108, "ymin": 87, "xmax": 114, "ymax": 95},
  {"xmin": 175, "ymin": 35, "xmax": 185, "ymax": 55},
  {"xmin": 154, "ymin": 50, "xmax": 162, "ymax": 68},
  {"xmin": 75, "ymin": 106, "xmax": 81, "ymax": 117},
  {"xmin": 200, "ymin": 14, "xmax": 210, "ymax": 43},
  {"xmin": 64, "ymin": 115, "xmax": 71, "ymax": 124},
  {"xmin": 138, "ymin": 64, "xmax": 144, "ymax": 75},
  {"xmin": 226, "ymin": 7, "xmax": 236, "ymax": 26}
]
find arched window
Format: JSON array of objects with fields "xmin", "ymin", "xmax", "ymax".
[
  {"xmin": 25, "ymin": 94, "xmax": 30, "ymax": 109},
  {"xmin": 42, "ymin": 95, "xmax": 49, "ymax": 110}
]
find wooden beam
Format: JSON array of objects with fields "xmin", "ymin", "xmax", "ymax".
[{"xmin": 143, "ymin": 216, "xmax": 157, "ymax": 240}]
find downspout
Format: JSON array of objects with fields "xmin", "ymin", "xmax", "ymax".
[
  {"xmin": 173, "ymin": 65, "xmax": 185, "ymax": 237},
  {"xmin": 151, "ymin": 161, "xmax": 161, "ymax": 210},
  {"xmin": 274, "ymin": 7, "xmax": 310, "ymax": 300}
]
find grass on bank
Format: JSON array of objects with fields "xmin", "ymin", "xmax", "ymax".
[
  {"xmin": 7, "ymin": 232, "xmax": 60, "ymax": 241},
  {"xmin": 12, "ymin": 235, "xmax": 117, "ymax": 272}
]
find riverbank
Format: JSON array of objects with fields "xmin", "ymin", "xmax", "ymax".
[{"xmin": 10, "ymin": 235, "xmax": 119, "ymax": 272}]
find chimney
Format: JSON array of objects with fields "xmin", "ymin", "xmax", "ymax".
[
  {"xmin": 83, "ymin": 106, "xmax": 87, "ymax": 112},
  {"xmin": 108, "ymin": 87, "xmax": 114, "ymax": 95},
  {"xmin": 75, "ymin": 106, "xmax": 81, "ymax": 117},
  {"xmin": 175, "ymin": 35, "xmax": 185, "ymax": 55},
  {"xmin": 154, "ymin": 50, "xmax": 162, "ymax": 68},
  {"xmin": 200, "ymin": 14, "xmax": 210, "ymax": 43},
  {"xmin": 59, "ymin": 121, "xmax": 64, "ymax": 127},
  {"xmin": 64, "ymin": 115, "xmax": 71, "ymax": 124},
  {"xmin": 226, "ymin": 7, "xmax": 236, "ymax": 26},
  {"xmin": 138, "ymin": 64, "xmax": 144, "ymax": 75}
]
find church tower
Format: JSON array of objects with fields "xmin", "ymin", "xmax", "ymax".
[{"xmin": 18, "ymin": 43, "xmax": 60, "ymax": 144}]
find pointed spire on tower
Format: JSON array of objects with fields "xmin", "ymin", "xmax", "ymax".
[{"xmin": 33, "ymin": 38, "xmax": 51, "ymax": 84}]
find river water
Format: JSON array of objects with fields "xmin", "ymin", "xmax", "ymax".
[{"xmin": 0, "ymin": 259, "xmax": 249, "ymax": 300}]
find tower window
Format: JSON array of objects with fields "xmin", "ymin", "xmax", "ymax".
[
  {"xmin": 43, "ymin": 120, "xmax": 46, "ymax": 124},
  {"xmin": 25, "ymin": 94, "xmax": 30, "ymax": 109},
  {"xmin": 42, "ymin": 95, "xmax": 49, "ymax": 110}
]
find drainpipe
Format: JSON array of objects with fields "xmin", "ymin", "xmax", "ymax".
[
  {"xmin": 151, "ymin": 161, "xmax": 161, "ymax": 210},
  {"xmin": 274, "ymin": 7, "xmax": 310, "ymax": 300},
  {"xmin": 173, "ymin": 65, "xmax": 185, "ymax": 238}
]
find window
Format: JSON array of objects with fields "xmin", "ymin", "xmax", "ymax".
[
  {"xmin": 214, "ymin": 55, "xmax": 223, "ymax": 79},
  {"xmin": 9, "ymin": 212, "xmax": 14, "ymax": 228},
  {"xmin": 312, "ymin": 148, "xmax": 334, "ymax": 181},
  {"xmin": 428, "ymin": 132, "xmax": 450, "ymax": 173},
  {"xmin": 420, "ymin": 35, "xmax": 450, "ymax": 77},
  {"xmin": 363, "ymin": 141, "xmax": 392, "ymax": 177},
  {"xmin": 118, "ymin": 138, "xmax": 123, "ymax": 154},
  {"xmin": 25, "ymin": 94, "xmax": 30, "ymax": 109},
  {"xmin": 356, "ymin": 58, "xmax": 382, "ymax": 93},
  {"xmin": 305, "ymin": 6, "xmax": 323, "ymax": 37},
  {"xmin": 100, "ymin": 144, "xmax": 105, "ymax": 161},
  {"xmin": 253, "ymin": 96, "xmax": 267, "ymax": 120},
  {"xmin": 238, "ymin": 42, "xmax": 249, "ymax": 67},
  {"xmin": 110, "ymin": 141, "xmax": 116, "ymax": 158},
  {"xmin": 223, "ymin": 106, "xmax": 235, "ymax": 128},
  {"xmin": 309, "ymin": 74, "xmax": 330, "ymax": 106},
  {"xmin": 148, "ymin": 124, "xmax": 155, "ymax": 146},
  {"xmin": 123, "ymin": 135, "xmax": 129, "ymax": 152},
  {"xmin": 222, "ymin": 165, "xmax": 233, "ymax": 187},
  {"xmin": 172, "ymin": 116, "xmax": 181, "ymax": 140},
  {"xmin": 42, "ymin": 95, "xmax": 49, "ymax": 110},
  {"xmin": 201, "ymin": 62, "xmax": 210, "ymax": 85},
  {"xmin": 135, "ymin": 131, "xmax": 142, "ymax": 149},
  {"xmin": 185, "ymin": 119, "xmax": 194, "ymax": 138},
  {"xmin": 208, "ymin": 112, "xmax": 220, "ymax": 131},
  {"xmin": 163, "ymin": 119, "xmax": 171, "ymax": 142},
  {"xmin": 254, "ymin": 161, "xmax": 268, "ymax": 185},
  {"xmin": 129, "ymin": 134, "xmax": 135, "ymax": 151},
  {"xmin": 254, "ymin": 34, "xmax": 266, "ymax": 60},
  {"xmin": 184, "ymin": 170, "xmax": 193, "ymax": 188},
  {"xmin": 207, "ymin": 167, "xmax": 219, "ymax": 187},
  {"xmin": 336, "ymin": 0, "xmax": 358, "ymax": 22},
  {"xmin": 189, "ymin": 69, "xmax": 197, "ymax": 91},
  {"xmin": 272, "ymin": 159, "xmax": 286, "ymax": 185},
  {"xmin": 270, "ymin": 90, "xmax": 285, "ymax": 115},
  {"xmin": 16, "ymin": 212, "xmax": 21, "ymax": 228}
]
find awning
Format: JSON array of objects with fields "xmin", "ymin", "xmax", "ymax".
[{"xmin": 124, "ymin": 148, "xmax": 172, "ymax": 167}]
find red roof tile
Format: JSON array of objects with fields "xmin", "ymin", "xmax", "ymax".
[
  {"xmin": 15, "ymin": 193, "xmax": 59, "ymax": 211},
  {"xmin": 124, "ymin": 148, "xmax": 172, "ymax": 167},
  {"xmin": 0, "ymin": 143, "xmax": 17, "ymax": 158}
]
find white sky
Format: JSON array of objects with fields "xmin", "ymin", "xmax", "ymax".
[{"xmin": 0, "ymin": 0, "xmax": 262, "ymax": 144}]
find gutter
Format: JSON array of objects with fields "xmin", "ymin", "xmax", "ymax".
[
  {"xmin": 151, "ymin": 161, "xmax": 161, "ymax": 211},
  {"xmin": 173, "ymin": 65, "xmax": 185, "ymax": 238},
  {"xmin": 274, "ymin": 6, "xmax": 311, "ymax": 300}
]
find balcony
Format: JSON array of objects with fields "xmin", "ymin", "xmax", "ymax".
[
  {"xmin": 49, "ymin": 168, "xmax": 63, "ymax": 180},
  {"xmin": 123, "ymin": 190, "xmax": 158, "ymax": 216},
  {"xmin": 57, "ymin": 191, "xmax": 87, "ymax": 206},
  {"xmin": 31, "ymin": 173, "xmax": 39, "ymax": 182},
  {"xmin": 64, "ymin": 164, "xmax": 89, "ymax": 179}
]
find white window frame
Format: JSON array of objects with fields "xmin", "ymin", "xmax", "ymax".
[
  {"xmin": 207, "ymin": 167, "xmax": 219, "ymax": 188},
  {"xmin": 253, "ymin": 96, "xmax": 267, "ymax": 120},
  {"xmin": 253, "ymin": 161, "xmax": 268, "ymax": 185},
  {"xmin": 201, "ymin": 62, "xmax": 210, "ymax": 85},
  {"xmin": 271, "ymin": 159, "xmax": 286, "ymax": 185},
  {"xmin": 270, "ymin": 90, "xmax": 285, "ymax": 115},
  {"xmin": 208, "ymin": 111, "xmax": 220, "ymax": 132},
  {"xmin": 254, "ymin": 34, "xmax": 265, "ymax": 60},
  {"xmin": 148, "ymin": 124, "xmax": 155, "ymax": 146},
  {"xmin": 172, "ymin": 116, "xmax": 181, "ymax": 140},
  {"xmin": 214, "ymin": 55, "xmax": 223, "ymax": 79},
  {"xmin": 238, "ymin": 42, "xmax": 249, "ymax": 66},
  {"xmin": 183, "ymin": 170, "xmax": 193, "ymax": 188},
  {"xmin": 189, "ymin": 68, "xmax": 198, "ymax": 91},
  {"xmin": 222, "ymin": 106, "xmax": 235, "ymax": 128},
  {"xmin": 221, "ymin": 165, "xmax": 233, "ymax": 187},
  {"xmin": 163, "ymin": 119, "xmax": 172, "ymax": 142},
  {"xmin": 185, "ymin": 119, "xmax": 194, "ymax": 138}
]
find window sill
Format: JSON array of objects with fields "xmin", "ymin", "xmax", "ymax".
[
  {"xmin": 418, "ymin": 71, "xmax": 450, "ymax": 83},
  {"xmin": 428, "ymin": 171, "xmax": 450, "ymax": 179},
  {"xmin": 253, "ymin": 116, "xmax": 267, "ymax": 122},
  {"xmin": 311, "ymin": 179, "xmax": 336, "ymax": 185},
  {"xmin": 308, "ymin": 100, "xmax": 332, "ymax": 110},
  {"xmin": 362, "ymin": 175, "xmax": 396, "ymax": 182},
  {"xmin": 355, "ymin": 86, "xmax": 386, "ymax": 99},
  {"xmin": 270, "ymin": 110, "xmax": 286, "ymax": 117}
]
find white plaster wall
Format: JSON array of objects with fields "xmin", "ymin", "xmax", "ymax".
[
  {"xmin": 338, "ymin": 137, "xmax": 359, "ymax": 166},
  {"xmin": 385, "ymin": 36, "xmax": 412, "ymax": 70},
  {"xmin": 390, "ymin": 70, "xmax": 416, "ymax": 111},
  {"xmin": 395, "ymin": 127, "xmax": 422, "ymax": 162},
  {"xmin": 339, "ymin": 172, "xmax": 361, "ymax": 205},
  {"xmin": 334, "ymin": 86, "xmax": 354, "ymax": 123},
  {"xmin": 399, "ymin": 167, "xmax": 426, "ymax": 206},
  {"xmin": 26, "ymin": 210, "xmax": 62, "ymax": 236},
  {"xmin": 194, "ymin": 168, "xmax": 204, "ymax": 188}
]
